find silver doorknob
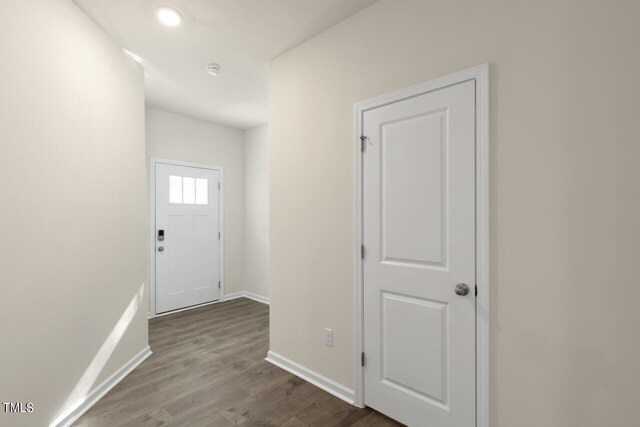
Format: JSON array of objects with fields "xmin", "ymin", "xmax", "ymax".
[
  {"xmin": 455, "ymin": 283, "xmax": 470, "ymax": 296},
  {"xmin": 158, "ymin": 246, "xmax": 164, "ymax": 252}
]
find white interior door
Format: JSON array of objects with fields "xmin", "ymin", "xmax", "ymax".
[
  {"xmin": 363, "ymin": 80, "xmax": 476, "ymax": 426},
  {"xmin": 155, "ymin": 163, "xmax": 220, "ymax": 314}
]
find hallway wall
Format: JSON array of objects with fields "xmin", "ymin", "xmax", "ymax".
[
  {"xmin": 244, "ymin": 124, "xmax": 270, "ymax": 299},
  {"xmin": 0, "ymin": 1, "xmax": 147, "ymax": 426},
  {"xmin": 268, "ymin": 0, "xmax": 640, "ymax": 426}
]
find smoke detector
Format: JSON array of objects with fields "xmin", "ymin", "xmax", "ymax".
[{"xmin": 205, "ymin": 63, "xmax": 221, "ymax": 77}]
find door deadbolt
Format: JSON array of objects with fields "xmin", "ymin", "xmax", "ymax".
[{"xmin": 158, "ymin": 246, "xmax": 164, "ymax": 252}]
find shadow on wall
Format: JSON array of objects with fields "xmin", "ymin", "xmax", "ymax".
[{"xmin": 49, "ymin": 283, "xmax": 145, "ymax": 426}]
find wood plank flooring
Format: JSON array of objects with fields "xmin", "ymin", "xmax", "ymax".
[{"xmin": 75, "ymin": 298, "xmax": 402, "ymax": 426}]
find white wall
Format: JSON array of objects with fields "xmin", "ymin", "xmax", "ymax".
[
  {"xmin": 0, "ymin": 1, "xmax": 147, "ymax": 426},
  {"xmin": 268, "ymin": 0, "xmax": 640, "ymax": 426},
  {"xmin": 145, "ymin": 107, "xmax": 245, "ymax": 297},
  {"xmin": 243, "ymin": 125, "xmax": 269, "ymax": 298}
]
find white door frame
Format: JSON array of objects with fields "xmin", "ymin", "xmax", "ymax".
[
  {"xmin": 353, "ymin": 64, "xmax": 490, "ymax": 427},
  {"xmin": 148, "ymin": 157, "xmax": 225, "ymax": 318}
]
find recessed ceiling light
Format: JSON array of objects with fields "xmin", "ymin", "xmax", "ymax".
[
  {"xmin": 205, "ymin": 63, "xmax": 221, "ymax": 77},
  {"xmin": 156, "ymin": 6, "xmax": 183, "ymax": 27}
]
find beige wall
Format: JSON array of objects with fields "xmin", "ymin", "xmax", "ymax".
[
  {"xmin": 268, "ymin": 0, "xmax": 640, "ymax": 425},
  {"xmin": 0, "ymin": 1, "xmax": 147, "ymax": 426},
  {"xmin": 145, "ymin": 107, "xmax": 246, "ymax": 296},
  {"xmin": 244, "ymin": 125, "xmax": 270, "ymax": 298}
]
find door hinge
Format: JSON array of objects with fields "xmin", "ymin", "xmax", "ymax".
[
  {"xmin": 218, "ymin": 182, "xmax": 221, "ymax": 190},
  {"xmin": 475, "ymin": 285, "xmax": 478, "ymax": 297},
  {"xmin": 218, "ymin": 232, "xmax": 221, "ymax": 239},
  {"xmin": 218, "ymin": 281, "xmax": 221, "ymax": 289},
  {"xmin": 360, "ymin": 244, "xmax": 365, "ymax": 260},
  {"xmin": 360, "ymin": 135, "xmax": 367, "ymax": 152},
  {"xmin": 361, "ymin": 352, "xmax": 365, "ymax": 367}
]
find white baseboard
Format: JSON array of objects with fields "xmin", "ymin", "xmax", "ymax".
[
  {"xmin": 148, "ymin": 292, "xmax": 270, "ymax": 319},
  {"xmin": 243, "ymin": 291, "xmax": 270, "ymax": 305},
  {"xmin": 223, "ymin": 291, "xmax": 245, "ymax": 301},
  {"xmin": 265, "ymin": 350, "xmax": 354, "ymax": 405},
  {"xmin": 51, "ymin": 346, "xmax": 152, "ymax": 427},
  {"xmin": 224, "ymin": 291, "xmax": 270, "ymax": 305}
]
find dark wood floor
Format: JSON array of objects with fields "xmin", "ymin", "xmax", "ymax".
[{"xmin": 75, "ymin": 298, "xmax": 401, "ymax": 426}]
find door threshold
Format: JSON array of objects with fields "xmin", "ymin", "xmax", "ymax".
[{"xmin": 149, "ymin": 299, "xmax": 221, "ymax": 319}]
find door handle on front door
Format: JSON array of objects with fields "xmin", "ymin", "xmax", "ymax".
[{"xmin": 455, "ymin": 283, "xmax": 470, "ymax": 296}]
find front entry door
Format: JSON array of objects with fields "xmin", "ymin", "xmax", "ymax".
[
  {"xmin": 363, "ymin": 80, "xmax": 476, "ymax": 426},
  {"xmin": 155, "ymin": 163, "xmax": 220, "ymax": 314}
]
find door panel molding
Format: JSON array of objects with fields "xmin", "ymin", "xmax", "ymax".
[
  {"xmin": 353, "ymin": 64, "xmax": 489, "ymax": 427},
  {"xmin": 149, "ymin": 157, "xmax": 224, "ymax": 318}
]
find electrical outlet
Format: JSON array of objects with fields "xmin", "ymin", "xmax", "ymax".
[{"xmin": 323, "ymin": 327, "xmax": 333, "ymax": 347}]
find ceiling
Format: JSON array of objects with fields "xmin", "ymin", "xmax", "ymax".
[{"xmin": 73, "ymin": 0, "xmax": 378, "ymax": 129}]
